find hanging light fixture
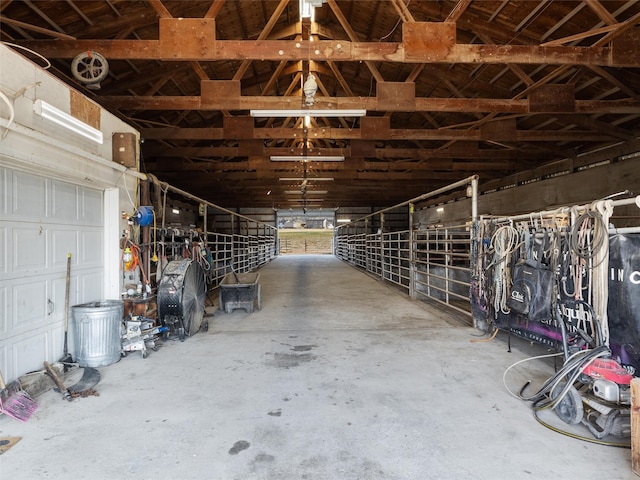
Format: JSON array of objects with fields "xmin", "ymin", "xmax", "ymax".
[
  {"xmin": 299, "ymin": 0, "xmax": 326, "ymax": 20},
  {"xmin": 251, "ymin": 109, "xmax": 366, "ymax": 117},
  {"xmin": 270, "ymin": 156, "xmax": 344, "ymax": 162},
  {"xmin": 303, "ymin": 74, "xmax": 318, "ymax": 106}
]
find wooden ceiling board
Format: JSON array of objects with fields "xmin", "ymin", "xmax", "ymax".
[{"xmin": 1, "ymin": 0, "xmax": 639, "ymax": 209}]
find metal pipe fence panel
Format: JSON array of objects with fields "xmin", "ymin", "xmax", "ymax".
[
  {"xmin": 335, "ymin": 224, "xmax": 472, "ymax": 318},
  {"xmin": 366, "ymin": 233, "xmax": 381, "ymax": 275},
  {"xmin": 413, "ymin": 225, "xmax": 472, "ymax": 316},
  {"xmin": 382, "ymin": 231, "xmax": 411, "ymax": 290}
]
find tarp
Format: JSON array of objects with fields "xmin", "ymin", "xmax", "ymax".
[{"xmin": 607, "ymin": 234, "xmax": 640, "ymax": 372}]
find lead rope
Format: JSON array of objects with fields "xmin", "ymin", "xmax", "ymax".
[
  {"xmin": 569, "ymin": 204, "xmax": 610, "ymax": 346},
  {"xmin": 591, "ymin": 200, "xmax": 613, "ymax": 346},
  {"xmin": 472, "ymin": 220, "xmax": 489, "ymax": 315},
  {"xmin": 490, "ymin": 224, "xmax": 519, "ymax": 317}
]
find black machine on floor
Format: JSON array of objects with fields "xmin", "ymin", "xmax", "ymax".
[
  {"xmin": 157, "ymin": 258, "xmax": 208, "ymax": 341},
  {"xmin": 527, "ymin": 305, "xmax": 633, "ymax": 442}
]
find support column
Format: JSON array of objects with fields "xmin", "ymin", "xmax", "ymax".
[
  {"xmin": 632, "ymin": 377, "xmax": 640, "ymax": 475},
  {"xmin": 409, "ymin": 203, "xmax": 416, "ymax": 299}
]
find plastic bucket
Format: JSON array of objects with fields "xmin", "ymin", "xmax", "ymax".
[{"xmin": 72, "ymin": 300, "xmax": 123, "ymax": 367}]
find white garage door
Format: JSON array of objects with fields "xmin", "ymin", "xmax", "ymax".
[{"xmin": 0, "ymin": 167, "xmax": 104, "ymax": 381}]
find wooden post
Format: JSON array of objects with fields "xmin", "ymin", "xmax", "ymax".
[{"xmin": 632, "ymin": 378, "xmax": 640, "ymax": 475}]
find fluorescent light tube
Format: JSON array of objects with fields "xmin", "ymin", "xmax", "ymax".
[
  {"xmin": 33, "ymin": 99, "xmax": 103, "ymax": 144},
  {"xmin": 279, "ymin": 177, "xmax": 334, "ymax": 181},
  {"xmin": 284, "ymin": 190, "xmax": 328, "ymax": 194},
  {"xmin": 271, "ymin": 156, "xmax": 344, "ymax": 162},
  {"xmin": 251, "ymin": 109, "xmax": 365, "ymax": 118},
  {"xmin": 299, "ymin": 0, "xmax": 313, "ymax": 19}
]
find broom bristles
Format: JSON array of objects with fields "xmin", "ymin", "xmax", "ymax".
[{"xmin": 0, "ymin": 390, "xmax": 38, "ymax": 422}]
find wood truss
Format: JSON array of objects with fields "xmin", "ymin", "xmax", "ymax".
[{"xmin": 2, "ymin": 0, "xmax": 639, "ymax": 208}]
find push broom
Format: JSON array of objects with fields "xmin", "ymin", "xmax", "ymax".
[{"xmin": 0, "ymin": 370, "xmax": 38, "ymax": 422}]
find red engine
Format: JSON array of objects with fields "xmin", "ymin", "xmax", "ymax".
[{"xmin": 583, "ymin": 358, "xmax": 633, "ymax": 385}]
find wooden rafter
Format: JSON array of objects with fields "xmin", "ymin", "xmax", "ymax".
[
  {"xmin": 147, "ymin": 0, "xmax": 172, "ymax": 19},
  {"xmin": 325, "ymin": 0, "xmax": 384, "ymax": 82},
  {"xmin": 585, "ymin": 0, "xmax": 618, "ymax": 26},
  {"xmin": 232, "ymin": 0, "xmax": 289, "ymax": 82},
  {"xmin": 204, "ymin": 0, "xmax": 226, "ymax": 19},
  {"xmin": 2, "ymin": 0, "xmax": 638, "ymax": 209},
  {"xmin": 447, "ymin": 0, "xmax": 473, "ymax": 22}
]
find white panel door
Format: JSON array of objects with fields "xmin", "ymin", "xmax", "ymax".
[{"xmin": 0, "ymin": 167, "xmax": 104, "ymax": 381}]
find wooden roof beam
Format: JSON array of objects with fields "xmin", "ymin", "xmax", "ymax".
[
  {"xmin": 446, "ymin": 1, "xmax": 473, "ymax": 22},
  {"xmin": 326, "ymin": 0, "xmax": 384, "ymax": 83},
  {"xmin": 147, "ymin": 0, "xmax": 172, "ymax": 19},
  {"xmin": 539, "ymin": 2, "xmax": 587, "ymax": 43},
  {"xmin": 15, "ymin": 38, "xmax": 634, "ymax": 66},
  {"xmin": 204, "ymin": 0, "xmax": 226, "ymax": 19},
  {"xmin": 587, "ymin": 65, "xmax": 640, "ymax": 101},
  {"xmin": 0, "ymin": 16, "xmax": 76, "ymax": 40},
  {"xmin": 99, "ymin": 94, "xmax": 640, "ymax": 114},
  {"xmin": 22, "ymin": 0, "xmax": 67, "ymax": 36},
  {"xmin": 140, "ymin": 125, "xmax": 617, "ymax": 143},
  {"xmin": 232, "ymin": 0, "xmax": 289, "ymax": 81},
  {"xmin": 390, "ymin": 0, "xmax": 415, "ymax": 23},
  {"xmin": 585, "ymin": 0, "xmax": 618, "ymax": 26}
]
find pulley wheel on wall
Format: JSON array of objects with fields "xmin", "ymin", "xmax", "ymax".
[
  {"xmin": 157, "ymin": 259, "xmax": 207, "ymax": 337},
  {"xmin": 71, "ymin": 51, "xmax": 109, "ymax": 87}
]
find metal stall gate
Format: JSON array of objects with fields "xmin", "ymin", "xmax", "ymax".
[
  {"xmin": 145, "ymin": 176, "xmax": 278, "ymax": 294},
  {"xmin": 334, "ymin": 177, "xmax": 478, "ymax": 319}
]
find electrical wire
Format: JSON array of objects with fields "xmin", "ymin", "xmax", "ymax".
[
  {"xmin": 151, "ymin": 209, "xmax": 158, "ymax": 263},
  {"xmin": 0, "ymin": 89, "xmax": 15, "ymax": 139},
  {"xmin": 502, "ymin": 335, "xmax": 630, "ymax": 447},
  {"xmin": 1, "ymin": 42, "xmax": 52, "ymax": 69},
  {"xmin": 502, "ymin": 351, "xmax": 565, "ymax": 400},
  {"xmin": 532, "ymin": 410, "xmax": 630, "ymax": 448},
  {"xmin": 470, "ymin": 328, "xmax": 499, "ymax": 343},
  {"xmin": 119, "ymin": 171, "xmax": 137, "ymax": 213},
  {"xmin": 530, "ymin": 347, "xmax": 609, "ymax": 411}
]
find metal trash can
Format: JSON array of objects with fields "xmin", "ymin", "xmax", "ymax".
[{"xmin": 72, "ymin": 300, "xmax": 123, "ymax": 367}]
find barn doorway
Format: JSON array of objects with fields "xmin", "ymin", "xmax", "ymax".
[{"xmin": 277, "ymin": 209, "xmax": 335, "ymax": 254}]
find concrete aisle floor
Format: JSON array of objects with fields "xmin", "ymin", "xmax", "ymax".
[{"xmin": 0, "ymin": 255, "xmax": 633, "ymax": 479}]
